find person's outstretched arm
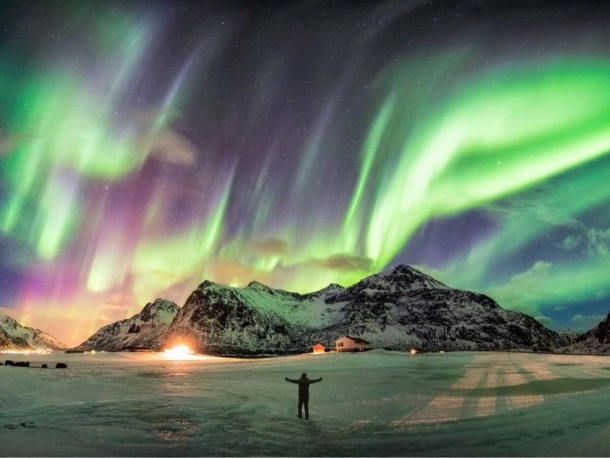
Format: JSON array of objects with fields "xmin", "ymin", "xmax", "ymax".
[
  {"xmin": 310, "ymin": 377, "xmax": 323, "ymax": 384},
  {"xmin": 285, "ymin": 377, "xmax": 298, "ymax": 383}
]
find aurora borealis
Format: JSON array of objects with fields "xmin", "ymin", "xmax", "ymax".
[{"xmin": 2, "ymin": 0, "xmax": 610, "ymax": 346}]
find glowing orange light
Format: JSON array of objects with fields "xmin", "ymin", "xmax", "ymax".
[{"xmin": 164, "ymin": 344, "xmax": 194, "ymax": 358}]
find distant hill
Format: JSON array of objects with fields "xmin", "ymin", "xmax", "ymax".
[
  {"xmin": 569, "ymin": 311, "xmax": 610, "ymax": 354},
  {"xmin": 0, "ymin": 312, "xmax": 66, "ymax": 351},
  {"xmin": 73, "ymin": 299, "xmax": 180, "ymax": 352}
]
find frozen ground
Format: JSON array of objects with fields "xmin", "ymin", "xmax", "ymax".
[{"xmin": 2, "ymin": 350, "xmax": 610, "ymax": 456}]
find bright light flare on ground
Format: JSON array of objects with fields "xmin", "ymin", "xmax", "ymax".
[{"xmin": 164, "ymin": 344, "xmax": 195, "ymax": 359}]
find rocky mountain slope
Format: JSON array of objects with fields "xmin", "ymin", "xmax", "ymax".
[
  {"xmin": 0, "ymin": 312, "xmax": 66, "ymax": 351},
  {"xmin": 74, "ymin": 299, "xmax": 180, "ymax": 351},
  {"xmin": 160, "ymin": 264, "xmax": 567, "ymax": 355},
  {"xmin": 569, "ymin": 311, "xmax": 610, "ymax": 353},
  {"xmin": 161, "ymin": 279, "xmax": 322, "ymax": 355}
]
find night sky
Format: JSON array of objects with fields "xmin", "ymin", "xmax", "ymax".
[{"xmin": 2, "ymin": 0, "xmax": 610, "ymax": 346}]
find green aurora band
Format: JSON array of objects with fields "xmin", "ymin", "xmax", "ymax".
[
  {"xmin": 1, "ymin": 1, "xmax": 610, "ymax": 344},
  {"xmin": 363, "ymin": 58, "xmax": 610, "ymax": 269},
  {"xmin": 3, "ymin": 56, "xmax": 610, "ymax": 296}
]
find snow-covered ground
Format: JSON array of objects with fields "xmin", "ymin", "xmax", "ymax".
[{"xmin": 2, "ymin": 350, "xmax": 610, "ymax": 456}]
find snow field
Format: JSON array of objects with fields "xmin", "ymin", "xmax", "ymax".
[{"xmin": 1, "ymin": 350, "xmax": 610, "ymax": 456}]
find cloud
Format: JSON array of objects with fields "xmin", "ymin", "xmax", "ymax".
[
  {"xmin": 106, "ymin": 291, "xmax": 136, "ymax": 308},
  {"xmin": 133, "ymin": 108, "xmax": 197, "ymax": 167},
  {"xmin": 556, "ymin": 226, "xmax": 610, "ymax": 256},
  {"xmin": 488, "ymin": 195, "xmax": 582, "ymax": 230},
  {"xmin": 559, "ymin": 234, "xmax": 583, "ymax": 251},
  {"xmin": 485, "ymin": 260, "xmax": 554, "ymax": 316},
  {"xmin": 0, "ymin": 132, "xmax": 24, "ymax": 156},
  {"xmin": 210, "ymin": 259, "xmax": 272, "ymax": 287},
  {"xmin": 247, "ymin": 237, "xmax": 289, "ymax": 257},
  {"xmin": 485, "ymin": 259, "xmax": 609, "ymax": 319},
  {"xmin": 534, "ymin": 315, "xmax": 554, "ymax": 328},
  {"xmin": 570, "ymin": 314, "xmax": 607, "ymax": 333},
  {"xmin": 316, "ymin": 254, "xmax": 372, "ymax": 272},
  {"xmin": 148, "ymin": 129, "xmax": 198, "ymax": 166},
  {"xmin": 586, "ymin": 227, "xmax": 610, "ymax": 257}
]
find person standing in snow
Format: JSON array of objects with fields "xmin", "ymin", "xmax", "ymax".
[{"xmin": 285, "ymin": 372, "xmax": 323, "ymax": 420}]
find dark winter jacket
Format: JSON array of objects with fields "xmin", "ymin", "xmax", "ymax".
[{"xmin": 285, "ymin": 375, "xmax": 322, "ymax": 399}]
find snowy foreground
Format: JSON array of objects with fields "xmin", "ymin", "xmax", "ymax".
[{"xmin": 2, "ymin": 350, "xmax": 610, "ymax": 456}]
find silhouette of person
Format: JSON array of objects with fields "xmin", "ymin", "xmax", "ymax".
[{"xmin": 285, "ymin": 372, "xmax": 322, "ymax": 420}]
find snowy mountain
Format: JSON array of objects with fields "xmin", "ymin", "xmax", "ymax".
[
  {"xmin": 315, "ymin": 265, "xmax": 566, "ymax": 352},
  {"xmin": 0, "ymin": 312, "xmax": 66, "ymax": 351},
  {"xmin": 160, "ymin": 264, "xmax": 567, "ymax": 355},
  {"xmin": 161, "ymin": 279, "xmax": 316, "ymax": 355},
  {"xmin": 568, "ymin": 311, "xmax": 610, "ymax": 353},
  {"xmin": 74, "ymin": 299, "xmax": 180, "ymax": 352}
]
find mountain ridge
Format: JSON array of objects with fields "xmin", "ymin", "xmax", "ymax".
[
  {"xmin": 74, "ymin": 298, "xmax": 180, "ymax": 352},
  {"xmin": 157, "ymin": 264, "xmax": 568, "ymax": 355},
  {"xmin": 0, "ymin": 312, "xmax": 66, "ymax": 351},
  {"xmin": 568, "ymin": 311, "xmax": 610, "ymax": 353},
  {"xmin": 3, "ymin": 265, "xmax": 596, "ymax": 354}
]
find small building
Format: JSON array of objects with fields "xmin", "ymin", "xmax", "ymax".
[
  {"xmin": 335, "ymin": 336, "xmax": 371, "ymax": 352},
  {"xmin": 312, "ymin": 343, "xmax": 326, "ymax": 354}
]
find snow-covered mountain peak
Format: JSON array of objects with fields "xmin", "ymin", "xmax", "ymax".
[
  {"xmin": 139, "ymin": 299, "xmax": 181, "ymax": 325},
  {"xmin": 307, "ymin": 283, "xmax": 346, "ymax": 299},
  {"xmin": 381, "ymin": 264, "xmax": 448, "ymax": 290},
  {"xmin": 328, "ymin": 264, "xmax": 448, "ymax": 302},
  {"xmin": 1, "ymin": 312, "xmax": 21, "ymax": 331},
  {"xmin": 198, "ymin": 279, "xmax": 219, "ymax": 290},
  {"xmin": 0, "ymin": 311, "xmax": 66, "ymax": 350},
  {"xmin": 74, "ymin": 298, "xmax": 180, "ymax": 352},
  {"xmin": 246, "ymin": 280, "xmax": 272, "ymax": 292}
]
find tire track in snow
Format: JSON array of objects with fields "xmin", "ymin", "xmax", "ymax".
[
  {"xmin": 474, "ymin": 370, "xmax": 497, "ymax": 418},
  {"xmin": 391, "ymin": 363, "xmax": 484, "ymax": 429},
  {"xmin": 390, "ymin": 353, "xmax": 554, "ymax": 429},
  {"xmin": 503, "ymin": 368, "xmax": 544, "ymax": 411},
  {"xmin": 458, "ymin": 367, "xmax": 489, "ymax": 418},
  {"xmin": 391, "ymin": 395, "xmax": 465, "ymax": 429}
]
